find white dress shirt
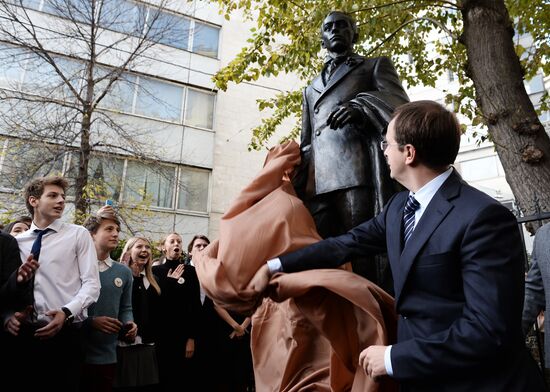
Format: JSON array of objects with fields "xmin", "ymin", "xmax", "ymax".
[
  {"xmin": 16, "ymin": 219, "xmax": 100, "ymax": 323},
  {"xmin": 98, "ymin": 257, "xmax": 113, "ymax": 273},
  {"xmin": 139, "ymin": 271, "xmax": 151, "ymax": 290}
]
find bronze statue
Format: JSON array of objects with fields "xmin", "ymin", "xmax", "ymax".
[{"xmin": 292, "ymin": 11, "xmax": 409, "ymax": 292}]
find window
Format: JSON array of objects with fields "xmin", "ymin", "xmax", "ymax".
[
  {"xmin": 88, "ymin": 156, "xmax": 124, "ymax": 202},
  {"xmin": 447, "ymin": 69, "xmax": 455, "ymax": 83},
  {"xmin": 135, "ymin": 77, "xmax": 184, "ymax": 122},
  {"xmin": 0, "ymin": 139, "xmax": 65, "ymax": 190},
  {"xmin": 95, "ymin": 68, "xmax": 214, "ymax": 127},
  {"xmin": 99, "ymin": 0, "xmax": 146, "ymax": 35},
  {"xmin": 20, "ymin": 1, "xmax": 219, "ymax": 57},
  {"xmin": 149, "ymin": 10, "xmax": 191, "ymax": 50},
  {"xmin": 42, "ymin": 0, "xmax": 93, "ymax": 24},
  {"xmin": 185, "ymin": 89, "xmax": 214, "ymax": 129},
  {"xmin": 99, "ymin": 71, "xmax": 137, "ymax": 113},
  {"xmin": 0, "ymin": 137, "xmax": 211, "ymax": 213},
  {"xmin": 21, "ymin": 56, "xmax": 66, "ymax": 98},
  {"xmin": 459, "ymin": 156, "xmax": 500, "ymax": 182},
  {"xmin": 21, "ymin": 0, "xmax": 42, "ymax": 11},
  {"xmin": 177, "ymin": 167, "xmax": 209, "ymax": 212},
  {"xmin": 124, "ymin": 161, "xmax": 175, "ymax": 208},
  {"xmin": 0, "ymin": 45, "xmax": 25, "ymax": 89},
  {"xmin": 192, "ymin": 21, "xmax": 219, "ymax": 58},
  {"xmin": 525, "ymin": 74, "xmax": 544, "ymax": 95}
]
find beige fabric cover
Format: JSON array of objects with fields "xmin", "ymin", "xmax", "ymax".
[{"xmin": 195, "ymin": 141, "xmax": 397, "ymax": 391}]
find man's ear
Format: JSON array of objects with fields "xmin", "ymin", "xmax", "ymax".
[
  {"xmin": 321, "ymin": 39, "xmax": 326, "ymax": 49},
  {"xmin": 404, "ymin": 145, "xmax": 416, "ymax": 165},
  {"xmin": 28, "ymin": 196, "xmax": 39, "ymax": 209}
]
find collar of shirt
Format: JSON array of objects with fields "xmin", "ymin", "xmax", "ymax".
[
  {"xmin": 324, "ymin": 50, "xmax": 353, "ymax": 65},
  {"xmin": 410, "ymin": 167, "xmax": 453, "ymax": 223},
  {"xmin": 98, "ymin": 257, "xmax": 113, "ymax": 273},
  {"xmin": 29, "ymin": 219, "xmax": 62, "ymax": 233},
  {"xmin": 139, "ymin": 271, "xmax": 151, "ymax": 290},
  {"xmin": 15, "ymin": 220, "xmax": 99, "ymax": 324}
]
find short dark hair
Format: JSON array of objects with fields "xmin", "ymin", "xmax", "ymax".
[
  {"xmin": 187, "ymin": 234, "xmax": 210, "ymax": 253},
  {"xmin": 23, "ymin": 176, "xmax": 68, "ymax": 216},
  {"xmin": 392, "ymin": 100, "xmax": 461, "ymax": 169},
  {"xmin": 83, "ymin": 209, "xmax": 121, "ymax": 234}
]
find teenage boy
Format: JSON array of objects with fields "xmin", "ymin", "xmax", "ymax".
[
  {"xmin": 82, "ymin": 206, "xmax": 137, "ymax": 392},
  {"xmin": 4, "ymin": 175, "xmax": 100, "ymax": 391}
]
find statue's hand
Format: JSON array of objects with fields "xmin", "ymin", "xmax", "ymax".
[{"xmin": 327, "ymin": 103, "xmax": 363, "ymax": 129}]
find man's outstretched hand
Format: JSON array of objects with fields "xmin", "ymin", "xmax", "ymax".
[{"xmin": 249, "ymin": 264, "xmax": 271, "ymax": 293}]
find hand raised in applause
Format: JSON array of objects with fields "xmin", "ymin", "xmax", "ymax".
[{"xmin": 17, "ymin": 254, "xmax": 39, "ymax": 284}]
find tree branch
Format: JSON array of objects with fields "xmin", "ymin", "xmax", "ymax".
[{"xmin": 354, "ymin": 0, "xmax": 460, "ymax": 13}]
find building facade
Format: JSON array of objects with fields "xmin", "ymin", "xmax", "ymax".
[{"xmin": 0, "ymin": 0, "xmax": 297, "ymax": 244}]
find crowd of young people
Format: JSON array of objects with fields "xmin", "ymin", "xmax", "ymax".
[{"xmin": 0, "ymin": 176, "xmax": 254, "ymax": 392}]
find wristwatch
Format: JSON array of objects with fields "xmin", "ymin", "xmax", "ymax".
[{"xmin": 61, "ymin": 307, "xmax": 74, "ymax": 324}]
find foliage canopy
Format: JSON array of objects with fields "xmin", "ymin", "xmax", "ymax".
[{"xmin": 212, "ymin": 0, "xmax": 549, "ymax": 150}]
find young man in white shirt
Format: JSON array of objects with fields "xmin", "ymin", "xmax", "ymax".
[{"xmin": 5, "ymin": 175, "xmax": 100, "ymax": 391}]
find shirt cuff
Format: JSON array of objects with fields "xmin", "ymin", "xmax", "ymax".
[
  {"xmin": 267, "ymin": 258, "xmax": 283, "ymax": 274},
  {"xmin": 384, "ymin": 345, "xmax": 393, "ymax": 376}
]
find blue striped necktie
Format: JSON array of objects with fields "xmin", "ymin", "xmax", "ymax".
[{"xmin": 403, "ymin": 195, "xmax": 420, "ymax": 244}]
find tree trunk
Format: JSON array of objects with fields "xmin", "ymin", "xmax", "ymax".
[
  {"xmin": 74, "ymin": 110, "xmax": 91, "ymax": 224},
  {"xmin": 461, "ymin": 0, "xmax": 550, "ymax": 227}
]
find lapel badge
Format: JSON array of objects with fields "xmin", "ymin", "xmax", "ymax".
[
  {"xmin": 114, "ymin": 277, "xmax": 123, "ymax": 287},
  {"xmin": 178, "ymin": 277, "xmax": 185, "ymax": 284}
]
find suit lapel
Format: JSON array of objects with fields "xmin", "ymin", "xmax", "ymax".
[
  {"xmin": 314, "ymin": 56, "xmax": 364, "ymax": 109},
  {"xmin": 311, "ymin": 74, "xmax": 324, "ymax": 94},
  {"xmin": 393, "ymin": 173, "xmax": 462, "ymax": 302}
]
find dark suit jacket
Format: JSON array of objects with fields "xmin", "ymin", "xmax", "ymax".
[
  {"xmin": 297, "ymin": 54, "xmax": 408, "ymax": 212},
  {"xmin": 523, "ymin": 222, "xmax": 550, "ymax": 368},
  {"xmin": 0, "ymin": 232, "xmax": 29, "ymax": 312},
  {"xmin": 281, "ymin": 171, "xmax": 546, "ymax": 391}
]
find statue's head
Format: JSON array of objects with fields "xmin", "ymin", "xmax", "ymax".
[{"xmin": 320, "ymin": 11, "xmax": 358, "ymax": 54}]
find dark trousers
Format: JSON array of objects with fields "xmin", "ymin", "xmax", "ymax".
[{"xmin": 15, "ymin": 323, "xmax": 83, "ymax": 391}]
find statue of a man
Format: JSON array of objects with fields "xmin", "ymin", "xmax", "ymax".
[{"xmin": 293, "ymin": 11, "xmax": 409, "ymax": 291}]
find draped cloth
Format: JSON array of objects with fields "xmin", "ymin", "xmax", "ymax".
[{"xmin": 195, "ymin": 141, "xmax": 398, "ymax": 392}]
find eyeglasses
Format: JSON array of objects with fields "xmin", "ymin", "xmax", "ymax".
[{"xmin": 379, "ymin": 140, "xmax": 401, "ymax": 151}]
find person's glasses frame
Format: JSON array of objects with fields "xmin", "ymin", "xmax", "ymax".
[{"xmin": 379, "ymin": 140, "xmax": 402, "ymax": 151}]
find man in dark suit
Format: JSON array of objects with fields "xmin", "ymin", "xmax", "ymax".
[
  {"xmin": 293, "ymin": 11, "xmax": 409, "ymax": 289},
  {"xmin": 0, "ymin": 232, "xmax": 38, "ymax": 312},
  {"xmin": 523, "ymin": 222, "xmax": 550, "ymax": 385},
  {"xmin": 252, "ymin": 100, "xmax": 546, "ymax": 391}
]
